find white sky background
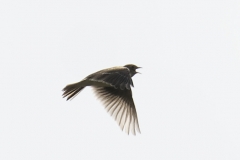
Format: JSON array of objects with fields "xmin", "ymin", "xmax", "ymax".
[{"xmin": 1, "ymin": 0, "xmax": 240, "ymax": 159}]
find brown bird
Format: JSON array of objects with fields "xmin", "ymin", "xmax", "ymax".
[{"xmin": 62, "ymin": 64, "xmax": 141, "ymax": 135}]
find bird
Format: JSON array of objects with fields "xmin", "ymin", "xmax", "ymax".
[{"xmin": 62, "ymin": 64, "xmax": 141, "ymax": 135}]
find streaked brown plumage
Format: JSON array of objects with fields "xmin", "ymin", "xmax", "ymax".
[{"xmin": 62, "ymin": 64, "xmax": 141, "ymax": 135}]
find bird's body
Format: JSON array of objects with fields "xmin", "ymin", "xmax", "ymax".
[{"xmin": 62, "ymin": 64, "xmax": 141, "ymax": 135}]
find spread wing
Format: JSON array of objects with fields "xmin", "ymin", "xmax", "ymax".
[
  {"xmin": 86, "ymin": 67, "xmax": 134, "ymax": 90},
  {"xmin": 93, "ymin": 86, "xmax": 141, "ymax": 135}
]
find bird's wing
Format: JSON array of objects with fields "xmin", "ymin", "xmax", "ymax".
[
  {"xmin": 86, "ymin": 67, "xmax": 133, "ymax": 90},
  {"xmin": 93, "ymin": 86, "xmax": 141, "ymax": 135}
]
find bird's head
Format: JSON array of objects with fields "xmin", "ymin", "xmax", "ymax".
[{"xmin": 124, "ymin": 64, "xmax": 141, "ymax": 77}]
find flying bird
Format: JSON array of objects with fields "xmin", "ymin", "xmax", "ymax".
[{"xmin": 62, "ymin": 64, "xmax": 141, "ymax": 135}]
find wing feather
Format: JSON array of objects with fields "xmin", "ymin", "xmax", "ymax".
[{"xmin": 93, "ymin": 86, "xmax": 141, "ymax": 135}]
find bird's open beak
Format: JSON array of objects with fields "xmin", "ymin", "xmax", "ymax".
[{"xmin": 136, "ymin": 67, "xmax": 142, "ymax": 74}]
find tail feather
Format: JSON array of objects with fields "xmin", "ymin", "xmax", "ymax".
[{"xmin": 62, "ymin": 81, "xmax": 85, "ymax": 100}]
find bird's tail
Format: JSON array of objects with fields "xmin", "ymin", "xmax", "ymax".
[{"xmin": 62, "ymin": 81, "xmax": 86, "ymax": 100}]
